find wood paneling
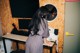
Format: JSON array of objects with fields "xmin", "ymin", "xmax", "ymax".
[{"xmin": 0, "ymin": 0, "xmax": 13, "ymax": 34}]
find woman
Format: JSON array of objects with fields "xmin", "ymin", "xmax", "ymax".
[{"xmin": 25, "ymin": 6, "xmax": 50, "ymax": 53}]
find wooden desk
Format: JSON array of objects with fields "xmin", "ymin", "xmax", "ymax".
[{"xmin": 2, "ymin": 34, "xmax": 54, "ymax": 53}]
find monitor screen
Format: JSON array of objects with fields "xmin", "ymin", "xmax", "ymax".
[
  {"xmin": 18, "ymin": 19, "xmax": 31, "ymax": 29},
  {"xmin": 9, "ymin": 0, "xmax": 39, "ymax": 18}
]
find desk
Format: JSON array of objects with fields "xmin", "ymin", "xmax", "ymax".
[{"xmin": 2, "ymin": 34, "xmax": 54, "ymax": 53}]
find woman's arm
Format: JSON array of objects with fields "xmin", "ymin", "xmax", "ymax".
[
  {"xmin": 38, "ymin": 23, "xmax": 49, "ymax": 38},
  {"xmin": 42, "ymin": 26, "xmax": 49, "ymax": 38}
]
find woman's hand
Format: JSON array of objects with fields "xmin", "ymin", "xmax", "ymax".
[{"xmin": 44, "ymin": 38, "xmax": 54, "ymax": 46}]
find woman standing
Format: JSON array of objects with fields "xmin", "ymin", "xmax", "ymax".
[{"xmin": 25, "ymin": 6, "xmax": 50, "ymax": 53}]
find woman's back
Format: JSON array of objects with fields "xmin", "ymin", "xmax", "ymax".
[{"xmin": 25, "ymin": 6, "xmax": 49, "ymax": 53}]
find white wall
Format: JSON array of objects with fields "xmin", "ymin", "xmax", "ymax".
[{"xmin": 63, "ymin": 2, "xmax": 80, "ymax": 53}]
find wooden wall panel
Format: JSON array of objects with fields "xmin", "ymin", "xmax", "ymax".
[
  {"xmin": 39, "ymin": 0, "xmax": 65, "ymax": 53},
  {"xmin": 0, "ymin": 0, "xmax": 13, "ymax": 34}
]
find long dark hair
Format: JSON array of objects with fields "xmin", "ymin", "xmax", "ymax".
[{"xmin": 29, "ymin": 6, "xmax": 49, "ymax": 35}]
